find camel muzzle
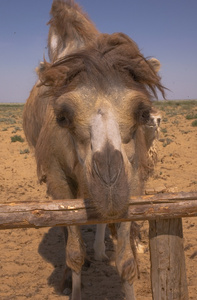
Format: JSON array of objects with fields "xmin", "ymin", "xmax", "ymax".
[{"xmin": 92, "ymin": 143, "xmax": 123, "ymax": 186}]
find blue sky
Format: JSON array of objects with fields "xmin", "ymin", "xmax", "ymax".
[{"xmin": 0, "ymin": 0, "xmax": 197, "ymax": 102}]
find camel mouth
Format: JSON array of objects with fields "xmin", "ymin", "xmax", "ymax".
[
  {"xmin": 88, "ymin": 171, "xmax": 130, "ymax": 218},
  {"xmin": 94, "ymin": 200, "xmax": 129, "ymax": 219},
  {"xmin": 100, "ymin": 204, "xmax": 128, "ymax": 219}
]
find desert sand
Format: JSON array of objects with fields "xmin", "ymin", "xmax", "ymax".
[{"xmin": 0, "ymin": 100, "xmax": 197, "ymax": 299}]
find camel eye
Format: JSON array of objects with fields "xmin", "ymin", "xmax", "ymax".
[
  {"xmin": 141, "ymin": 110, "xmax": 150, "ymax": 121},
  {"xmin": 56, "ymin": 114, "xmax": 72, "ymax": 127},
  {"xmin": 134, "ymin": 102, "xmax": 151, "ymax": 125},
  {"xmin": 54, "ymin": 104, "xmax": 74, "ymax": 128}
]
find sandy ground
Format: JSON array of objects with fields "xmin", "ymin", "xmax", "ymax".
[{"xmin": 0, "ymin": 101, "xmax": 197, "ymax": 300}]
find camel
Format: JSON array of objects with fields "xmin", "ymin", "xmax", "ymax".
[{"xmin": 23, "ymin": 1, "xmax": 165, "ymax": 299}]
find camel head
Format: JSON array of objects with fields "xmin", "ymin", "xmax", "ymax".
[{"xmin": 37, "ymin": 1, "xmax": 165, "ymax": 218}]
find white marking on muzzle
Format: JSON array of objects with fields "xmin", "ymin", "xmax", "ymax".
[{"xmin": 91, "ymin": 111, "xmax": 121, "ymax": 152}]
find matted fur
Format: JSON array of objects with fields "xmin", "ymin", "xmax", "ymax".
[
  {"xmin": 40, "ymin": 33, "xmax": 165, "ymax": 99},
  {"xmin": 48, "ymin": 0, "xmax": 99, "ymax": 61}
]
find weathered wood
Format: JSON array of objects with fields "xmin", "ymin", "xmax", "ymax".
[
  {"xmin": 0, "ymin": 192, "xmax": 196, "ymax": 229},
  {"xmin": 149, "ymin": 219, "xmax": 189, "ymax": 300}
]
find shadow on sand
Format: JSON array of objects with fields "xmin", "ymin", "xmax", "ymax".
[{"xmin": 38, "ymin": 225, "xmax": 125, "ymax": 299}]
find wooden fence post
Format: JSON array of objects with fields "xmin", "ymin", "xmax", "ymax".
[{"xmin": 149, "ymin": 218, "xmax": 189, "ymax": 300}]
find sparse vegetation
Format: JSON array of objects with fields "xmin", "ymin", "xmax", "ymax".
[
  {"xmin": 11, "ymin": 135, "xmax": 24, "ymax": 143},
  {"xmin": 163, "ymin": 139, "xmax": 173, "ymax": 147},
  {"xmin": 191, "ymin": 120, "xmax": 197, "ymax": 127},
  {"xmin": 186, "ymin": 115, "xmax": 194, "ymax": 120},
  {"xmin": 162, "ymin": 118, "xmax": 168, "ymax": 123},
  {"xmin": 12, "ymin": 126, "xmax": 22, "ymax": 133},
  {"xmin": 160, "ymin": 138, "xmax": 173, "ymax": 147},
  {"xmin": 20, "ymin": 148, "xmax": 30, "ymax": 154},
  {"xmin": 172, "ymin": 120, "xmax": 179, "ymax": 125},
  {"xmin": 180, "ymin": 130, "xmax": 190, "ymax": 134},
  {"xmin": 0, "ymin": 104, "xmax": 24, "ymax": 123},
  {"xmin": 153, "ymin": 100, "xmax": 197, "ymax": 118},
  {"xmin": 0, "ymin": 117, "xmax": 16, "ymax": 125},
  {"xmin": 154, "ymin": 100, "xmax": 197, "ymax": 109},
  {"xmin": 185, "ymin": 114, "xmax": 197, "ymax": 120},
  {"xmin": 160, "ymin": 128, "xmax": 167, "ymax": 134}
]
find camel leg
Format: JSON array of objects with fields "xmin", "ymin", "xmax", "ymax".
[
  {"xmin": 116, "ymin": 222, "xmax": 137, "ymax": 300},
  {"xmin": 94, "ymin": 223, "xmax": 108, "ymax": 261},
  {"xmin": 123, "ymin": 281, "xmax": 136, "ymax": 300},
  {"xmin": 71, "ymin": 271, "xmax": 82, "ymax": 300},
  {"xmin": 65, "ymin": 225, "xmax": 85, "ymax": 300}
]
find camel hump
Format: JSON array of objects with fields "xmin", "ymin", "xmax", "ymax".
[{"xmin": 48, "ymin": 0, "xmax": 99, "ymax": 62}]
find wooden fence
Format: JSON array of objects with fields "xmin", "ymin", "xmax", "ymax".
[{"xmin": 1, "ymin": 191, "xmax": 197, "ymax": 299}]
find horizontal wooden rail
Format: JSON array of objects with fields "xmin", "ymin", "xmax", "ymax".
[{"xmin": 0, "ymin": 192, "xmax": 197, "ymax": 229}]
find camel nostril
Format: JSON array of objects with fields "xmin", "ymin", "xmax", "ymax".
[{"xmin": 92, "ymin": 145, "xmax": 123, "ymax": 186}]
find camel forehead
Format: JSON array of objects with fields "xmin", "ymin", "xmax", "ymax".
[{"xmin": 55, "ymin": 87, "xmax": 150, "ymax": 117}]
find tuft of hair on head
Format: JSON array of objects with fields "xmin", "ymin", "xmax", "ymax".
[
  {"xmin": 37, "ymin": 31, "xmax": 166, "ymax": 101},
  {"xmin": 47, "ymin": 0, "xmax": 99, "ymax": 62},
  {"xmin": 94, "ymin": 32, "xmax": 166, "ymax": 99}
]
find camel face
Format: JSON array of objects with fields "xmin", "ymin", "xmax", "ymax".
[
  {"xmin": 52, "ymin": 86, "xmax": 152, "ymax": 217},
  {"xmin": 35, "ymin": 29, "xmax": 164, "ymax": 216}
]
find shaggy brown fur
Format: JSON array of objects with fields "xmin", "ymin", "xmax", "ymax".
[
  {"xmin": 48, "ymin": 0, "xmax": 99, "ymax": 61},
  {"xmin": 40, "ymin": 32, "xmax": 165, "ymax": 99}
]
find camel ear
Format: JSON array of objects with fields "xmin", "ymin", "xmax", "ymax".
[
  {"xmin": 36, "ymin": 60, "xmax": 59, "ymax": 87},
  {"xmin": 48, "ymin": 0, "xmax": 99, "ymax": 62},
  {"xmin": 148, "ymin": 58, "xmax": 161, "ymax": 73},
  {"xmin": 35, "ymin": 62, "xmax": 46, "ymax": 75}
]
